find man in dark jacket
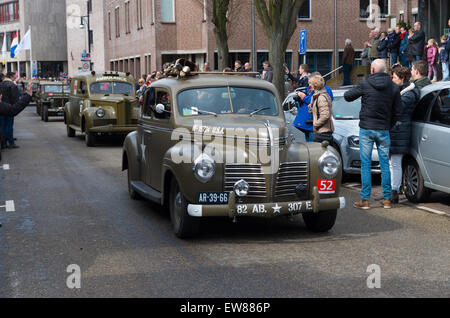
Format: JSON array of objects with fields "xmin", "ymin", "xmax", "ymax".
[
  {"xmin": 344, "ymin": 59, "xmax": 401, "ymax": 210},
  {"xmin": 0, "ymin": 72, "xmax": 20, "ymax": 149},
  {"xmin": 387, "ymin": 26, "xmax": 401, "ymax": 67},
  {"xmin": 411, "ymin": 60, "xmax": 432, "ymax": 90},
  {"xmin": 408, "ymin": 22, "xmax": 426, "ymax": 62},
  {"xmin": 342, "ymin": 39, "xmax": 355, "ymax": 86},
  {"xmin": 285, "ymin": 64, "xmax": 309, "ymax": 89},
  {"xmin": 377, "ymin": 32, "xmax": 389, "ymax": 60}
]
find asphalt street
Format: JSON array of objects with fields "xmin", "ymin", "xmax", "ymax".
[{"xmin": 0, "ymin": 107, "xmax": 448, "ymax": 298}]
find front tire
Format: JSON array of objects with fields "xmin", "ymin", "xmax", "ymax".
[
  {"xmin": 66, "ymin": 125, "xmax": 75, "ymax": 137},
  {"xmin": 43, "ymin": 105, "xmax": 49, "ymax": 122},
  {"xmin": 302, "ymin": 210, "xmax": 337, "ymax": 232},
  {"xmin": 403, "ymin": 159, "xmax": 430, "ymax": 203},
  {"xmin": 85, "ymin": 131, "xmax": 96, "ymax": 147},
  {"xmin": 169, "ymin": 178, "xmax": 200, "ymax": 238}
]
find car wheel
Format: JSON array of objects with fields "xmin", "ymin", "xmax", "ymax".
[
  {"xmin": 302, "ymin": 210, "xmax": 337, "ymax": 233},
  {"xmin": 127, "ymin": 165, "xmax": 140, "ymax": 200},
  {"xmin": 169, "ymin": 178, "xmax": 200, "ymax": 238},
  {"xmin": 85, "ymin": 131, "xmax": 96, "ymax": 147},
  {"xmin": 66, "ymin": 125, "xmax": 75, "ymax": 138},
  {"xmin": 36, "ymin": 103, "xmax": 41, "ymax": 116},
  {"xmin": 403, "ymin": 159, "xmax": 430, "ymax": 203},
  {"xmin": 43, "ymin": 106, "xmax": 49, "ymax": 122}
]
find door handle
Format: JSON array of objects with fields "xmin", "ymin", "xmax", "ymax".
[
  {"xmin": 421, "ymin": 135, "xmax": 428, "ymax": 142},
  {"xmin": 144, "ymin": 129, "xmax": 152, "ymax": 134}
]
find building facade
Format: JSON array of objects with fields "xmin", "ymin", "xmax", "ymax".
[
  {"xmin": 79, "ymin": 0, "xmax": 446, "ymax": 80},
  {"xmin": 0, "ymin": 0, "xmax": 68, "ymax": 78}
]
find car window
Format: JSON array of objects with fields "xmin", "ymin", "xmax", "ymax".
[
  {"xmin": 429, "ymin": 89, "xmax": 450, "ymax": 127},
  {"xmin": 155, "ymin": 90, "xmax": 171, "ymax": 120},
  {"xmin": 283, "ymin": 95, "xmax": 296, "ymax": 112},
  {"xmin": 413, "ymin": 92, "xmax": 437, "ymax": 122},
  {"xmin": 90, "ymin": 81, "xmax": 133, "ymax": 95},
  {"xmin": 43, "ymin": 85, "xmax": 63, "ymax": 93},
  {"xmin": 333, "ymin": 96, "xmax": 361, "ymax": 120},
  {"xmin": 142, "ymin": 87, "xmax": 155, "ymax": 118},
  {"xmin": 178, "ymin": 87, "xmax": 278, "ymax": 116}
]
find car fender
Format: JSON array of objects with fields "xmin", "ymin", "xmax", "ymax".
[
  {"xmin": 122, "ymin": 131, "xmax": 141, "ymax": 181},
  {"xmin": 64, "ymin": 102, "xmax": 71, "ymax": 124}
]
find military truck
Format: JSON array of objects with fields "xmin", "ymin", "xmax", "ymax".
[
  {"xmin": 37, "ymin": 81, "xmax": 70, "ymax": 122},
  {"xmin": 122, "ymin": 72, "xmax": 345, "ymax": 238},
  {"xmin": 64, "ymin": 71, "xmax": 139, "ymax": 147}
]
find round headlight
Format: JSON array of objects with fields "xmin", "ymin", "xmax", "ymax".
[
  {"xmin": 192, "ymin": 154, "xmax": 216, "ymax": 183},
  {"xmin": 96, "ymin": 108, "xmax": 105, "ymax": 118},
  {"xmin": 318, "ymin": 150, "xmax": 341, "ymax": 179},
  {"xmin": 234, "ymin": 179, "xmax": 249, "ymax": 197}
]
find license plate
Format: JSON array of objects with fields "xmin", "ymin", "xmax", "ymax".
[
  {"xmin": 197, "ymin": 192, "xmax": 229, "ymax": 204},
  {"xmin": 317, "ymin": 179, "xmax": 336, "ymax": 194}
]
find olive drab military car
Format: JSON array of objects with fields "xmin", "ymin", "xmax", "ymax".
[
  {"xmin": 122, "ymin": 70, "xmax": 346, "ymax": 238},
  {"xmin": 64, "ymin": 71, "xmax": 139, "ymax": 147},
  {"xmin": 36, "ymin": 81, "xmax": 70, "ymax": 122}
]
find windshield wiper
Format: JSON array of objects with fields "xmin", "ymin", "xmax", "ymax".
[
  {"xmin": 190, "ymin": 107, "xmax": 217, "ymax": 116},
  {"xmin": 250, "ymin": 107, "xmax": 270, "ymax": 116}
]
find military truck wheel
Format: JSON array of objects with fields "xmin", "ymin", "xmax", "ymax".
[
  {"xmin": 403, "ymin": 158, "xmax": 430, "ymax": 203},
  {"xmin": 127, "ymin": 167, "xmax": 140, "ymax": 200},
  {"xmin": 302, "ymin": 210, "xmax": 337, "ymax": 233},
  {"xmin": 85, "ymin": 131, "xmax": 96, "ymax": 147},
  {"xmin": 169, "ymin": 179, "xmax": 200, "ymax": 238},
  {"xmin": 36, "ymin": 103, "xmax": 41, "ymax": 116},
  {"xmin": 43, "ymin": 106, "xmax": 49, "ymax": 122},
  {"xmin": 66, "ymin": 125, "xmax": 75, "ymax": 138}
]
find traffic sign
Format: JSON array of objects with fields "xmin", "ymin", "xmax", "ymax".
[
  {"xmin": 299, "ymin": 29, "xmax": 307, "ymax": 55},
  {"xmin": 82, "ymin": 61, "xmax": 91, "ymax": 71}
]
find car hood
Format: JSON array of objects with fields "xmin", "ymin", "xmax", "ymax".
[
  {"xmin": 333, "ymin": 119, "xmax": 360, "ymax": 137},
  {"xmin": 89, "ymin": 94, "xmax": 137, "ymax": 103}
]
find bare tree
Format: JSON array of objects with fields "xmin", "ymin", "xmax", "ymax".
[
  {"xmin": 197, "ymin": 0, "xmax": 242, "ymax": 71},
  {"xmin": 255, "ymin": 0, "xmax": 305, "ymax": 98}
]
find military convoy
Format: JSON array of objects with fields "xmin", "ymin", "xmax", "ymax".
[
  {"xmin": 64, "ymin": 71, "xmax": 140, "ymax": 147},
  {"xmin": 36, "ymin": 81, "xmax": 70, "ymax": 122},
  {"xmin": 122, "ymin": 72, "xmax": 345, "ymax": 238}
]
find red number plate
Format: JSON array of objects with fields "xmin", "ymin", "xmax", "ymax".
[{"xmin": 317, "ymin": 179, "xmax": 336, "ymax": 194}]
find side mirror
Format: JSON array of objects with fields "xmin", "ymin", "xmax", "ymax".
[{"xmin": 155, "ymin": 103, "xmax": 166, "ymax": 114}]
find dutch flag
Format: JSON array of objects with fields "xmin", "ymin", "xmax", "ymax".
[{"xmin": 10, "ymin": 33, "xmax": 18, "ymax": 59}]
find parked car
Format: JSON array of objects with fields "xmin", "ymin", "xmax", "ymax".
[
  {"xmin": 64, "ymin": 71, "xmax": 139, "ymax": 147},
  {"xmin": 283, "ymin": 89, "xmax": 380, "ymax": 175},
  {"xmin": 403, "ymin": 82, "xmax": 450, "ymax": 203},
  {"xmin": 123, "ymin": 72, "xmax": 346, "ymax": 238}
]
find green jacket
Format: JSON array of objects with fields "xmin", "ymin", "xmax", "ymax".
[{"xmin": 412, "ymin": 77, "xmax": 432, "ymax": 90}]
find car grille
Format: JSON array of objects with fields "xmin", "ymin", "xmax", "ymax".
[
  {"xmin": 224, "ymin": 164, "xmax": 267, "ymax": 198},
  {"xmin": 275, "ymin": 162, "xmax": 308, "ymax": 197},
  {"xmin": 93, "ymin": 119, "xmax": 117, "ymax": 126},
  {"xmin": 245, "ymin": 137, "xmax": 287, "ymax": 148}
]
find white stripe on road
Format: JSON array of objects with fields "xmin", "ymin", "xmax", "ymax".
[
  {"xmin": 416, "ymin": 206, "xmax": 447, "ymax": 216},
  {"xmin": 1, "ymin": 164, "xmax": 10, "ymax": 170},
  {"xmin": 0, "ymin": 200, "xmax": 15, "ymax": 212}
]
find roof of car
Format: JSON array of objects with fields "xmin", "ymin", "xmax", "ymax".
[
  {"xmin": 152, "ymin": 74, "xmax": 278, "ymax": 95},
  {"xmin": 420, "ymin": 81, "xmax": 450, "ymax": 99}
]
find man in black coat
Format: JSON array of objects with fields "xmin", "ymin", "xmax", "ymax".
[
  {"xmin": 408, "ymin": 22, "xmax": 426, "ymax": 62},
  {"xmin": 285, "ymin": 64, "xmax": 309, "ymax": 89},
  {"xmin": 0, "ymin": 72, "xmax": 20, "ymax": 149},
  {"xmin": 387, "ymin": 26, "xmax": 402, "ymax": 67},
  {"xmin": 344, "ymin": 59, "xmax": 401, "ymax": 210}
]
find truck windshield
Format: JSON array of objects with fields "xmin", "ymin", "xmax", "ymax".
[
  {"xmin": 43, "ymin": 85, "xmax": 63, "ymax": 93},
  {"xmin": 90, "ymin": 81, "xmax": 133, "ymax": 95},
  {"xmin": 178, "ymin": 87, "xmax": 278, "ymax": 116}
]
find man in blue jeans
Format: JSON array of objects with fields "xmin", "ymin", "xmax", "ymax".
[{"xmin": 344, "ymin": 59, "xmax": 401, "ymax": 210}]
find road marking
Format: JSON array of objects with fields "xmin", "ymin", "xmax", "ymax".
[
  {"xmin": 1, "ymin": 164, "xmax": 10, "ymax": 170},
  {"xmin": 0, "ymin": 200, "xmax": 15, "ymax": 212},
  {"xmin": 416, "ymin": 206, "xmax": 447, "ymax": 216}
]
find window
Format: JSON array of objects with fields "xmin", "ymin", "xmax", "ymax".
[
  {"xmin": 429, "ymin": 90, "xmax": 450, "ymax": 127},
  {"xmin": 115, "ymin": 7, "xmax": 120, "ymax": 38},
  {"xmin": 298, "ymin": 0, "xmax": 311, "ymax": 19},
  {"xmin": 378, "ymin": 0, "xmax": 389, "ymax": 18},
  {"xmin": 125, "ymin": 1, "xmax": 130, "ymax": 34},
  {"xmin": 161, "ymin": 0, "xmax": 175, "ymax": 22},
  {"xmin": 108, "ymin": 12, "xmax": 111, "ymax": 40},
  {"xmin": 203, "ymin": 0, "xmax": 207, "ymax": 21},
  {"xmin": 360, "ymin": 0, "xmax": 370, "ymax": 18},
  {"xmin": 137, "ymin": 0, "xmax": 143, "ymax": 29},
  {"xmin": 0, "ymin": 1, "xmax": 19, "ymax": 24},
  {"xmin": 413, "ymin": 92, "xmax": 437, "ymax": 122},
  {"xmin": 303, "ymin": 52, "xmax": 332, "ymax": 78}
]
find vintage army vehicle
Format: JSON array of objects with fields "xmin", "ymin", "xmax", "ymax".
[
  {"xmin": 122, "ymin": 72, "xmax": 345, "ymax": 238},
  {"xmin": 37, "ymin": 81, "xmax": 70, "ymax": 122},
  {"xmin": 64, "ymin": 71, "xmax": 139, "ymax": 147}
]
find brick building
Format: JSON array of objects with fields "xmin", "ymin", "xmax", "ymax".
[{"xmin": 72, "ymin": 0, "xmax": 448, "ymax": 79}]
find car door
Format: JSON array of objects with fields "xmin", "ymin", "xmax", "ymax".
[
  {"xmin": 68, "ymin": 79, "xmax": 84, "ymax": 128},
  {"xmin": 139, "ymin": 87, "xmax": 155, "ymax": 187},
  {"xmin": 418, "ymin": 89, "xmax": 450, "ymax": 190}
]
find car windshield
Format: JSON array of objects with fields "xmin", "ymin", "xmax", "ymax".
[
  {"xmin": 332, "ymin": 96, "xmax": 361, "ymax": 120},
  {"xmin": 178, "ymin": 87, "xmax": 278, "ymax": 116},
  {"xmin": 63, "ymin": 85, "xmax": 70, "ymax": 92},
  {"xmin": 90, "ymin": 81, "xmax": 133, "ymax": 95},
  {"xmin": 43, "ymin": 85, "xmax": 63, "ymax": 93}
]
